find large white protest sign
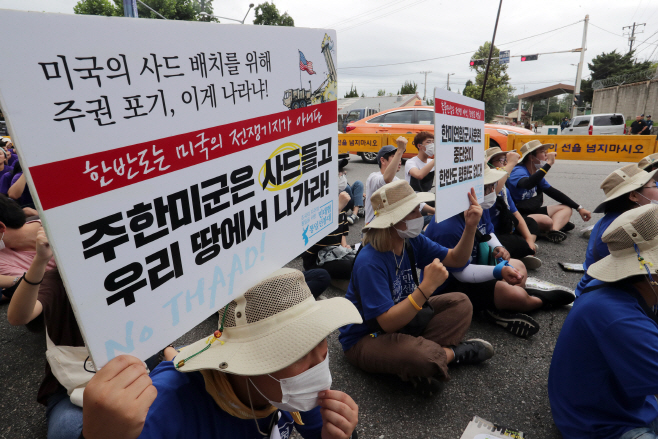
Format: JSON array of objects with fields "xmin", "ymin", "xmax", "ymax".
[
  {"xmin": 433, "ymin": 88, "xmax": 485, "ymax": 223},
  {"xmin": 0, "ymin": 10, "xmax": 338, "ymax": 366}
]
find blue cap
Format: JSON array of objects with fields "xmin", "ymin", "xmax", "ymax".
[{"xmin": 376, "ymin": 145, "xmax": 397, "ymax": 165}]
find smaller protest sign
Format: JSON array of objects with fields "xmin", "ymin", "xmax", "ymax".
[{"xmin": 433, "ymin": 88, "xmax": 485, "ymax": 223}]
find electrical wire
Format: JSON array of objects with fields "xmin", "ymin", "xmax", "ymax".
[
  {"xmin": 335, "ymin": 0, "xmax": 431, "ymax": 32},
  {"xmin": 338, "ymin": 21, "xmax": 583, "ymax": 69},
  {"xmin": 323, "ymin": 0, "xmax": 405, "ymax": 29}
]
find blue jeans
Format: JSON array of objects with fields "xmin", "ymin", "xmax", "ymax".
[
  {"xmin": 344, "ymin": 181, "xmax": 364, "ymax": 211},
  {"xmin": 46, "ymin": 388, "xmax": 83, "ymax": 439},
  {"xmin": 620, "ymin": 416, "xmax": 658, "ymax": 439}
]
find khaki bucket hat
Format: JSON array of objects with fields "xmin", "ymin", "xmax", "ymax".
[
  {"xmin": 519, "ymin": 139, "xmax": 553, "ymax": 161},
  {"xmin": 638, "ymin": 153, "xmax": 658, "ymax": 171},
  {"xmin": 588, "ymin": 204, "xmax": 658, "ymax": 282},
  {"xmin": 594, "ymin": 164, "xmax": 657, "ymax": 213},
  {"xmin": 485, "ymin": 146, "xmax": 508, "ymax": 162},
  {"xmin": 172, "ymin": 268, "xmax": 362, "ymax": 376},
  {"xmin": 364, "ymin": 179, "xmax": 434, "ymax": 230},
  {"xmin": 484, "ymin": 166, "xmax": 507, "ymax": 185}
]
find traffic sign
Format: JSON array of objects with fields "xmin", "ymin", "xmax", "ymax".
[{"xmin": 499, "ymin": 50, "xmax": 510, "ymax": 64}]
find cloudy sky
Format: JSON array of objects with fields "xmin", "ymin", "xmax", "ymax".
[{"xmin": 4, "ymin": 0, "xmax": 658, "ymax": 98}]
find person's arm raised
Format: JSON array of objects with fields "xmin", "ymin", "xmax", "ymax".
[
  {"xmin": 443, "ymin": 188, "xmax": 482, "ymax": 268},
  {"xmin": 7, "ymin": 226, "xmax": 50, "ymax": 326},
  {"xmin": 382, "ymin": 137, "xmax": 406, "ymax": 184}
]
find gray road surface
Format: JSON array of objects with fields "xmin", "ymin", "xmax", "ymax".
[{"xmin": 0, "ymin": 157, "xmax": 627, "ymax": 438}]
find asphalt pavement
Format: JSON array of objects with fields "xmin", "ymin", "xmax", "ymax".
[{"xmin": 0, "ymin": 157, "xmax": 626, "ymax": 439}]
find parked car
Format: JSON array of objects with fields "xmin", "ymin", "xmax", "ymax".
[
  {"xmin": 560, "ymin": 113, "xmax": 626, "ymax": 135},
  {"xmin": 341, "ymin": 108, "xmax": 379, "ymax": 132},
  {"xmin": 345, "ymin": 106, "xmax": 533, "ymax": 163}
]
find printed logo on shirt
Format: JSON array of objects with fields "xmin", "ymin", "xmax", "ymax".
[
  {"xmin": 393, "ymin": 268, "xmax": 416, "ymax": 303},
  {"xmin": 520, "ymin": 188, "xmax": 537, "ymax": 200}
]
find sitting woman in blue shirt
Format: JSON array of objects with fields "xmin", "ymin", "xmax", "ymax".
[
  {"xmin": 81, "ymin": 269, "xmax": 362, "ymax": 439},
  {"xmin": 339, "ymin": 179, "xmax": 494, "ymax": 396},
  {"xmin": 575, "ymin": 164, "xmax": 658, "ymax": 297},
  {"xmin": 507, "ymin": 140, "xmax": 591, "ymax": 243}
]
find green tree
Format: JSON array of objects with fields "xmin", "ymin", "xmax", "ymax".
[
  {"xmin": 426, "ymin": 97, "xmax": 435, "ymax": 106},
  {"xmin": 344, "ymin": 85, "xmax": 358, "ymax": 98},
  {"xmin": 73, "ymin": 0, "xmax": 119, "ymax": 16},
  {"xmin": 463, "ymin": 42, "xmax": 514, "ymax": 123},
  {"xmin": 253, "ymin": 2, "xmax": 294, "ymax": 26},
  {"xmin": 542, "ymin": 111, "xmax": 571, "ymax": 126},
  {"xmin": 580, "ymin": 50, "xmax": 653, "ymax": 103},
  {"xmin": 397, "ymin": 81, "xmax": 417, "ymax": 95},
  {"xmin": 377, "ymin": 89, "xmax": 386, "ymax": 96}
]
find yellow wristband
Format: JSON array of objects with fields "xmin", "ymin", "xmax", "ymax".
[
  {"xmin": 539, "ymin": 168, "xmax": 547, "ymax": 174},
  {"xmin": 408, "ymin": 295, "xmax": 422, "ymax": 311}
]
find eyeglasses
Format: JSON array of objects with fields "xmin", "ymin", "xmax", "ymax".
[
  {"xmin": 641, "ymin": 182, "xmax": 658, "ymax": 189},
  {"xmin": 492, "ymin": 157, "xmax": 507, "ymax": 165}
]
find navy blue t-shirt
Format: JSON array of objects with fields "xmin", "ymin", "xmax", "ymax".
[
  {"xmin": 424, "ymin": 211, "xmax": 493, "ymax": 265},
  {"xmin": 548, "ymin": 284, "xmax": 658, "ymax": 439},
  {"xmin": 338, "ymin": 234, "xmax": 450, "ymax": 351},
  {"xmin": 140, "ymin": 361, "xmax": 323, "ymax": 439},
  {"xmin": 575, "ymin": 212, "xmax": 621, "ymax": 297},
  {"xmin": 507, "ymin": 164, "xmax": 551, "ymax": 205},
  {"xmin": 489, "ymin": 188, "xmax": 518, "ymax": 231}
]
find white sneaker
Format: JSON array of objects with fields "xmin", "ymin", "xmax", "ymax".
[
  {"xmin": 521, "ymin": 255, "xmax": 542, "ymax": 270},
  {"xmin": 346, "ymin": 213, "xmax": 358, "ymax": 225}
]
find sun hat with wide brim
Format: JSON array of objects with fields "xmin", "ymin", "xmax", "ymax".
[
  {"xmin": 172, "ymin": 268, "xmax": 362, "ymax": 376},
  {"xmin": 593, "ymin": 164, "xmax": 657, "ymax": 213},
  {"xmin": 519, "ymin": 139, "xmax": 553, "ymax": 161},
  {"xmin": 588, "ymin": 204, "xmax": 658, "ymax": 282},
  {"xmin": 484, "ymin": 166, "xmax": 507, "ymax": 185},
  {"xmin": 364, "ymin": 179, "xmax": 434, "ymax": 230},
  {"xmin": 485, "ymin": 147, "xmax": 508, "ymax": 163},
  {"xmin": 638, "ymin": 153, "xmax": 658, "ymax": 171}
]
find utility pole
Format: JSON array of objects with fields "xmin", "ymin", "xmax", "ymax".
[
  {"xmin": 517, "ymin": 84, "xmax": 525, "ymax": 124},
  {"xmin": 573, "ymin": 14, "xmax": 588, "ymax": 118},
  {"xmin": 446, "ymin": 73, "xmax": 454, "ymax": 91},
  {"xmin": 623, "ymin": 22, "xmax": 646, "ymax": 53},
  {"xmin": 480, "ymin": 0, "xmax": 504, "ymax": 101},
  {"xmin": 420, "ymin": 71, "xmax": 432, "ymax": 100}
]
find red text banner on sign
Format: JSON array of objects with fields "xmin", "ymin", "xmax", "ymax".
[
  {"xmin": 435, "ymin": 98, "xmax": 484, "ymax": 121},
  {"xmin": 30, "ymin": 101, "xmax": 337, "ymax": 210}
]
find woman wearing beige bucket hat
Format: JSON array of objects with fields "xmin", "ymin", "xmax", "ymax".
[
  {"xmin": 339, "ymin": 179, "xmax": 494, "ymax": 395},
  {"xmin": 575, "ymin": 163, "xmax": 658, "ymax": 297},
  {"xmin": 549, "ymin": 204, "xmax": 658, "ymax": 439},
  {"xmin": 507, "ymin": 140, "xmax": 592, "ymax": 243},
  {"xmin": 638, "ymin": 152, "xmax": 658, "ymax": 173},
  {"xmin": 81, "ymin": 269, "xmax": 362, "ymax": 439}
]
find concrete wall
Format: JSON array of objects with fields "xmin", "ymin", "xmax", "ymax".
[{"xmin": 592, "ymin": 79, "xmax": 658, "ymax": 132}]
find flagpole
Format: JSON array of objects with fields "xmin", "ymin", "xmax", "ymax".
[{"xmin": 299, "ymin": 50, "xmax": 302, "ymax": 89}]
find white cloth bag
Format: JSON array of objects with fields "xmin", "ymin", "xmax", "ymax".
[{"xmin": 45, "ymin": 329, "xmax": 94, "ymax": 407}]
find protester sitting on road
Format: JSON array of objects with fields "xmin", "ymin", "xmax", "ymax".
[
  {"xmin": 507, "ymin": 140, "xmax": 592, "ymax": 243},
  {"xmin": 574, "ymin": 164, "xmax": 658, "ymax": 298},
  {"xmin": 365, "ymin": 138, "xmax": 434, "ymax": 225},
  {"xmin": 486, "ymin": 147, "xmax": 541, "ymax": 269},
  {"xmin": 0, "ymin": 138, "xmax": 17, "ymax": 167},
  {"xmin": 405, "ymin": 131, "xmax": 435, "ymax": 193},
  {"xmin": 425, "ymin": 166, "xmax": 575, "ymax": 338},
  {"xmin": 0, "ymin": 195, "xmax": 56, "ymax": 301},
  {"xmin": 338, "ymin": 163, "xmax": 364, "ymax": 225},
  {"xmin": 639, "ymin": 153, "xmax": 658, "ymax": 172},
  {"xmin": 339, "ymin": 179, "xmax": 494, "ymax": 395},
  {"xmin": 7, "ymin": 227, "xmax": 87, "ymax": 439},
  {"xmin": 81, "ymin": 268, "xmax": 361, "ymax": 439},
  {"xmin": 548, "ymin": 204, "xmax": 658, "ymax": 439},
  {"xmin": 303, "ymin": 191, "xmax": 355, "ymax": 282}
]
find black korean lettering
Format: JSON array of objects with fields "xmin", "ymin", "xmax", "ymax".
[
  {"xmin": 191, "ymin": 223, "xmax": 221, "ymax": 265},
  {"xmin": 123, "ymin": 95, "xmax": 148, "ymax": 119},
  {"xmin": 220, "ymin": 213, "xmax": 244, "ymax": 249},
  {"xmin": 145, "ymin": 242, "xmax": 183, "ymax": 290},
  {"xmin": 162, "ymin": 56, "xmax": 184, "ymax": 78},
  {"xmin": 246, "ymin": 200, "xmax": 268, "ymax": 236},
  {"xmin": 73, "ymin": 57, "xmax": 104, "ymax": 87},
  {"xmin": 126, "ymin": 202, "xmax": 169, "ymax": 248},
  {"xmin": 79, "ymin": 212, "xmax": 130, "ymax": 262},
  {"xmin": 258, "ymin": 51, "xmax": 271, "ymax": 72},
  {"xmin": 190, "ymin": 52, "xmax": 208, "ymax": 78},
  {"xmin": 277, "ymin": 150, "xmax": 300, "ymax": 184},
  {"xmin": 39, "ymin": 55, "xmax": 73, "ymax": 90},
  {"xmin": 224, "ymin": 52, "xmax": 240, "ymax": 75},
  {"xmin": 146, "ymin": 90, "xmax": 168, "ymax": 116},
  {"xmin": 261, "ymin": 158, "xmax": 277, "ymax": 189},
  {"xmin": 106, "ymin": 54, "xmax": 131, "ymax": 85},
  {"xmin": 230, "ymin": 166, "xmax": 255, "ymax": 205},
  {"xmin": 245, "ymin": 51, "xmax": 258, "ymax": 73},
  {"xmin": 317, "ymin": 137, "xmax": 332, "ymax": 167},
  {"xmin": 140, "ymin": 54, "xmax": 161, "ymax": 82},
  {"xmin": 208, "ymin": 52, "xmax": 224, "ymax": 76},
  {"xmin": 167, "ymin": 190, "xmax": 192, "ymax": 231},
  {"xmin": 86, "ymin": 96, "xmax": 116, "ymax": 127},
  {"xmin": 301, "ymin": 142, "xmax": 317, "ymax": 173},
  {"xmin": 53, "ymin": 101, "xmax": 85, "ymax": 132},
  {"xmin": 104, "ymin": 262, "xmax": 147, "ymax": 307},
  {"xmin": 201, "ymin": 174, "xmax": 230, "ymax": 217}
]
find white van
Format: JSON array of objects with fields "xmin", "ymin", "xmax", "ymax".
[{"xmin": 561, "ymin": 113, "xmax": 626, "ymax": 135}]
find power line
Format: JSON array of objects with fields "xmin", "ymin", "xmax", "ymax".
[
  {"xmin": 338, "ymin": 21, "xmax": 583, "ymax": 70},
  {"xmin": 335, "ymin": 0, "xmax": 430, "ymax": 32},
  {"xmin": 323, "ymin": 0, "xmax": 404, "ymax": 29}
]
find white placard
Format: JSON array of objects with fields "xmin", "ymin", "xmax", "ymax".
[
  {"xmin": 0, "ymin": 10, "xmax": 338, "ymax": 366},
  {"xmin": 433, "ymin": 88, "xmax": 485, "ymax": 223}
]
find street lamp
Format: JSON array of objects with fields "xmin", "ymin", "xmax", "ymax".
[
  {"xmin": 447, "ymin": 73, "xmax": 455, "ymax": 90},
  {"xmin": 199, "ymin": 4, "xmax": 254, "ymax": 24}
]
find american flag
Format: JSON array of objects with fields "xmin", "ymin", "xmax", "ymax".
[{"xmin": 299, "ymin": 50, "xmax": 316, "ymax": 75}]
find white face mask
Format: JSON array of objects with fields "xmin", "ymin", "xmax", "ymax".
[
  {"xmin": 0, "ymin": 232, "xmax": 5, "ymax": 251},
  {"xmin": 480, "ymin": 192, "xmax": 497, "ymax": 209},
  {"xmin": 251, "ymin": 353, "xmax": 332, "ymax": 413},
  {"xmin": 534, "ymin": 158, "xmax": 547, "ymax": 171},
  {"xmin": 395, "ymin": 216, "xmax": 424, "ymax": 239},
  {"xmin": 637, "ymin": 192, "xmax": 658, "ymax": 206},
  {"xmin": 424, "ymin": 143, "xmax": 435, "ymax": 158},
  {"xmin": 338, "ymin": 174, "xmax": 348, "ymax": 192}
]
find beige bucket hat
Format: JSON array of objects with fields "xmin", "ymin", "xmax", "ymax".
[
  {"xmin": 485, "ymin": 146, "xmax": 508, "ymax": 162},
  {"xmin": 594, "ymin": 164, "xmax": 657, "ymax": 213},
  {"xmin": 519, "ymin": 139, "xmax": 553, "ymax": 161},
  {"xmin": 638, "ymin": 153, "xmax": 658, "ymax": 171},
  {"xmin": 364, "ymin": 179, "xmax": 434, "ymax": 230},
  {"xmin": 484, "ymin": 166, "xmax": 507, "ymax": 185},
  {"xmin": 172, "ymin": 268, "xmax": 362, "ymax": 376},
  {"xmin": 588, "ymin": 204, "xmax": 658, "ymax": 282}
]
